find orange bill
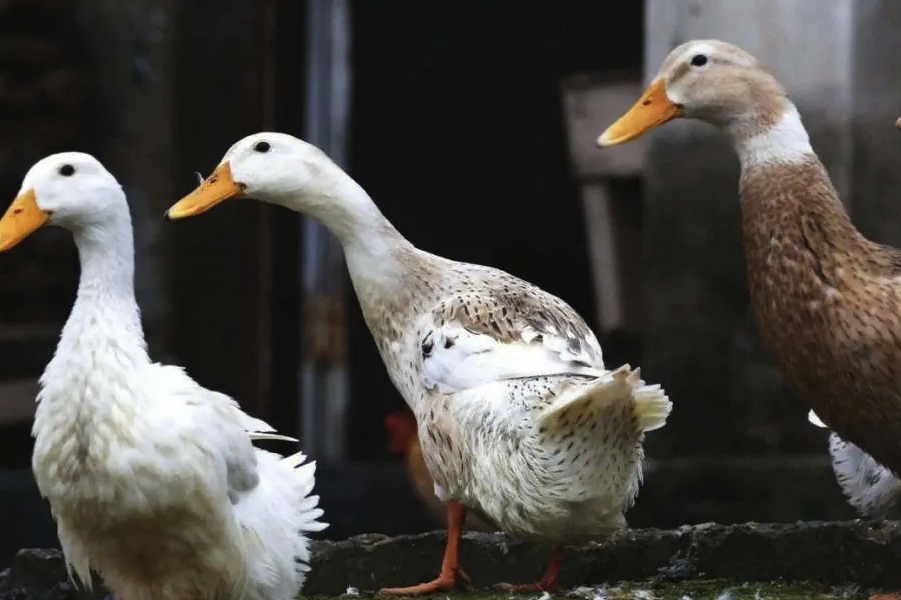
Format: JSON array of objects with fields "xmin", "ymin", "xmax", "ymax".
[
  {"xmin": 0, "ymin": 189, "xmax": 50, "ymax": 252},
  {"xmin": 596, "ymin": 79, "xmax": 683, "ymax": 147},
  {"xmin": 165, "ymin": 162, "xmax": 245, "ymax": 219}
]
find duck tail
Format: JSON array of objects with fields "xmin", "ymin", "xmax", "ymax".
[
  {"xmin": 282, "ymin": 451, "xmax": 329, "ymax": 535},
  {"xmin": 538, "ymin": 364, "xmax": 672, "ymax": 434}
]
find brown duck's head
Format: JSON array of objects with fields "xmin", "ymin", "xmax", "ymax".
[{"xmin": 598, "ymin": 39, "xmax": 790, "ymax": 147}]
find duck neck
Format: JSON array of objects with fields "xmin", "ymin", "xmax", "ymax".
[
  {"xmin": 55, "ymin": 207, "xmax": 149, "ymax": 368},
  {"xmin": 730, "ymin": 102, "xmax": 815, "ymax": 169},
  {"xmin": 280, "ymin": 162, "xmax": 421, "ymax": 306},
  {"xmin": 734, "ymin": 102, "xmax": 869, "ymax": 285},
  {"xmin": 734, "ymin": 102, "xmax": 860, "ymax": 228}
]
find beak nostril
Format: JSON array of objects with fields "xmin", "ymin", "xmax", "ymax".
[
  {"xmin": 642, "ymin": 99, "xmax": 652, "ymax": 106},
  {"xmin": 12, "ymin": 208, "xmax": 22, "ymax": 215}
]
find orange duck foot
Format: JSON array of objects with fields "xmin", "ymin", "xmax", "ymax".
[
  {"xmin": 495, "ymin": 545, "xmax": 564, "ymax": 594},
  {"xmin": 380, "ymin": 501, "xmax": 471, "ymax": 596},
  {"xmin": 379, "ymin": 567, "xmax": 470, "ymax": 596}
]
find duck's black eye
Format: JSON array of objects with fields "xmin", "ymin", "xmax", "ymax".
[
  {"xmin": 690, "ymin": 54, "xmax": 708, "ymax": 68},
  {"xmin": 253, "ymin": 141, "xmax": 271, "ymax": 153},
  {"xmin": 58, "ymin": 164, "xmax": 75, "ymax": 177}
]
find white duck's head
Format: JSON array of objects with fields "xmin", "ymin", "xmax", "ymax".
[
  {"xmin": 598, "ymin": 39, "xmax": 790, "ymax": 147},
  {"xmin": 165, "ymin": 132, "xmax": 341, "ymax": 219},
  {"xmin": 165, "ymin": 132, "xmax": 396, "ymax": 250},
  {"xmin": 0, "ymin": 152, "xmax": 124, "ymax": 252}
]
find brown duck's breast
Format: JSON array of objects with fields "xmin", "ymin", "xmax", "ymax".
[{"xmin": 739, "ymin": 158, "xmax": 901, "ymax": 475}]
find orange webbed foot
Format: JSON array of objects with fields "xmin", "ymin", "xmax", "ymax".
[{"xmin": 379, "ymin": 567, "xmax": 469, "ymax": 596}]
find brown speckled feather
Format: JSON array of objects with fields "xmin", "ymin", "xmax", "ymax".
[
  {"xmin": 741, "ymin": 156, "xmax": 901, "ymax": 476},
  {"xmin": 427, "ymin": 283, "xmax": 603, "ymax": 368}
]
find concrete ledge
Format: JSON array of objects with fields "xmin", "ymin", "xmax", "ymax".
[
  {"xmin": 3, "ymin": 521, "xmax": 901, "ymax": 598},
  {"xmin": 308, "ymin": 521, "xmax": 901, "ymax": 594}
]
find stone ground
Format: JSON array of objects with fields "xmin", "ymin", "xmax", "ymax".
[
  {"xmin": 2, "ymin": 521, "xmax": 901, "ymax": 600},
  {"xmin": 303, "ymin": 582, "xmax": 871, "ymax": 600}
]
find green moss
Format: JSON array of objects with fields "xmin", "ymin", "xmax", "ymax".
[{"xmin": 300, "ymin": 579, "xmax": 874, "ymax": 600}]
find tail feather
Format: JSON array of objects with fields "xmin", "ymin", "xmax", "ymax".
[
  {"xmin": 631, "ymin": 371, "xmax": 670, "ymax": 433},
  {"xmin": 531, "ymin": 364, "xmax": 670, "ymax": 510},
  {"xmin": 808, "ymin": 409, "xmax": 828, "ymax": 428},
  {"xmin": 284, "ymin": 456, "xmax": 329, "ymax": 533},
  {"xmin": 807, "ymin": 409, "xmax": 901, "ymax": 519},
  {"xmin": 232, "ymin": 444, "xmax": 327, "ymax": 598},
  {"xmin": 248, "ymin": 431, "xmax": 300, "ymax": 443},
  {"xmin": 829, "ymin": 432, "xmax": 901, "ymax": 519},
  {"xmin": 538, "ymin": 364, "xmax": 672, "ymax": 434},
  {"xmin": 282, "ymin": 450, "xmax": 310, "ymax": 469}
]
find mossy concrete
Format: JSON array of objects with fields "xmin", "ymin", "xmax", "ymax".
[
  {"xmin": 303, "ymin": 580, "xmax": 871, "ymax": 600},
  {"xmin": 3, "ymin": 521, "xmax": 901, "ymax": 599}
]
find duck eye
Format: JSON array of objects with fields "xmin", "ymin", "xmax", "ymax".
[
  {"xmin": 690, "ymin": 54, "xmax": 708, "ymax": 68},
  {"xmin": 253, "ymin": 141, "xmax": 271, "ymax": 153},
  {"xmin": 58, "ymin": 164, "xmax": 75, "ymax": 177}
]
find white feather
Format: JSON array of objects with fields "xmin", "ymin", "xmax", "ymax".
[
  {"xmin": 421, "ymin": 322, "xmax": 603, "ymax": 394},
  {"xmin": 24, "ymin": 152, "xmax": 326, "ymax": 600},
  {"xmin": 735, "ymin": 104, "xmax": 813, "ymax": 167},
  {"xmin": 807, "ymin": 409, "xmax": 827, "ymax": 428},
  {"xmin": 808, "ymin": 409, "xmax": 901, "ymax": 519}
]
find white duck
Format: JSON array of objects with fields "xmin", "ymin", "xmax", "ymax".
[
  {"xmin": 0, "ymin": 153, "xmax": 327, "ymax": 600},
  {"xmin": 165, "ymin": 133, "xmax": 672, "ymax": 595},
  {"xmin": 807, "ymin": 410, "xmax": 901, "ymax": 519}
]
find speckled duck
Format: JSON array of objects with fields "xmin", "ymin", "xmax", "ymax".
[{"xmin": 163, "ymin": 132, "xmax": 672, "ymax": 595}]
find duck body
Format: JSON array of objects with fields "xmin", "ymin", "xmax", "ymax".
[
  {"xmin": 165, "ymin": 133, "xmax": 671, "ymax": 594},
  {"xmin": 355, "ymin": 254, "xmax": 660, "ymax": 543},
  {"xmin": 4, "ymin": 153, "xmax": 325, "ymax": 600},
  {"xmin": 35, "ymin": 359, "xmax": 244, "ymax": 598},
  {"xmin": 384, "ymin": 410, "xmax": 496, "ymax": 532},
  {"xmin": 35, "ymin": 352, "xmax": 314, "ymax": 600}
]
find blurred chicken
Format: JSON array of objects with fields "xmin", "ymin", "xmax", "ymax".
[{"xmin": 385, "ymin": 411, "xmax": 494, "ymax": 532}]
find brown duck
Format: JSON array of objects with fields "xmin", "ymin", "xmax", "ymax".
[{"xmin": 598, "ymin": 39, "xmax": 901, "ymax": 487}]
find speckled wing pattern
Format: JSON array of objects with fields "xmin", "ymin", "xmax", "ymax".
[{"xmin": 419, "ymin": 284, "xmax": 606, "ymax": 393}]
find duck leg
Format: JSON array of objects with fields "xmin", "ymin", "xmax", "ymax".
[
  {"xmin": 495, "ymin": 545, "xmax": 564, "ymax": 593},
  {"xmin": 379, "ymin": 501, "xmax": 470, "ymax": 596}
]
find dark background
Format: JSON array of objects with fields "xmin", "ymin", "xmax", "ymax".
[{"xmin": 0, "ymin": 0, "xmax": 852, "ymax": 570}]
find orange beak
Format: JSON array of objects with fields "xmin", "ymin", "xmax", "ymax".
[
  {"xmin": 165, "ymin": 162, "xmax": 245, "ymax": 219},
  {"xmin": 596, "ymin": 78, "xmax": 683, "ymax": 147},
  {"xmin": 0, "ymin": 189, "xmax": 50, "ymax": 252}
]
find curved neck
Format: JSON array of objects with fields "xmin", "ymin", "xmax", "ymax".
[
  {"xmin": 278, "ymin": 162, "xmax": 419, "ymax": 291},
  {"xmin": 57, "ymin": 208, "xmax": 148, "ymax": 366}
]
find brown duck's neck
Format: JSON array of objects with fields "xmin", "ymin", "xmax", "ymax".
[
  {"xmin": 739, "ymin": 157, "xmax": 869, "ymax": 265},
  {"xmin": 730, "ymin": 102, "xmax": 870, "ymax": 259}
]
